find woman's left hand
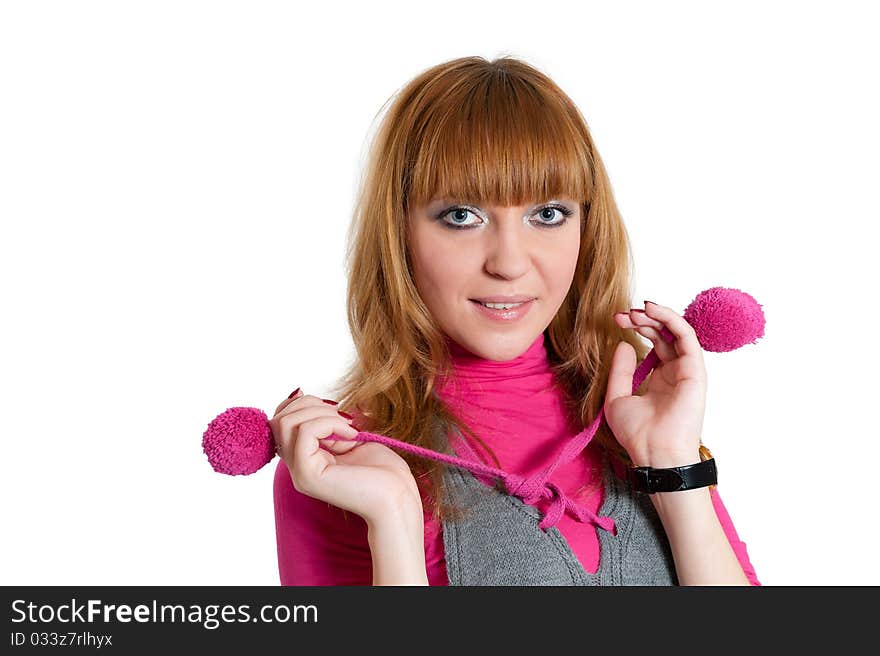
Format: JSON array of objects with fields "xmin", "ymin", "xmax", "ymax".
[{"xmin": 604, "ymin": 301, "xmax": 707, "ymax": 468}]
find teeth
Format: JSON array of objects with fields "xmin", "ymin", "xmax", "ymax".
[{"xmin": 479, "ymin": 301, "xmax": 525, "ymax": 310}]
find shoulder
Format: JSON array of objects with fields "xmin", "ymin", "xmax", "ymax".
[
  {"xmin": 272, "ymin": 459, "xmax": 373, "ymax": 585},
  {"xmin": 273, "ymin": 458, "xmax": 366, "ymax": 538}
]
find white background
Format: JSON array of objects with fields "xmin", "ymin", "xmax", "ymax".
[{"xmin": 1, "ymin": 1, "xmax": 876, "ymax": 586}]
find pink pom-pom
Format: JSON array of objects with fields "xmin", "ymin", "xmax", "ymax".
[
  {"xmin": 202, "ymin": 407, "xmax": 274, "ymax": 475},
  {"xmin": 684, "ymin": 287, "xmax": 766, "ymax": 353}
]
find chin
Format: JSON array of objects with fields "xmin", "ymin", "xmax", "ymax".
[{"xmin": 470, "ymin": 333, "xmax": 536, "ymax": 362}]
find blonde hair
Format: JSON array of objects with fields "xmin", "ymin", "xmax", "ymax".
[{"xmin": 329, "ymin": 55, "xmax": 711, "ymax": 524}]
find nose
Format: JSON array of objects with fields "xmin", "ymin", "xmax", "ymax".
[{"xmin": 483, "ymin": 209, "xmax": 532, "ymax": 280}]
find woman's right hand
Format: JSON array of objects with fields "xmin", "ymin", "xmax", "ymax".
[{"xmin": 270, "ymin": 390, "xmax": 422, "ymax": 526}]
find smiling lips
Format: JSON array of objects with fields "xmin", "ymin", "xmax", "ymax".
[
  {"xmin": 470, "ymin": 297, "xmax": 535, "ymax": 321},
  {"xmin": 470, "ymin": 295, "xmax": 536, "ymax": 304}
]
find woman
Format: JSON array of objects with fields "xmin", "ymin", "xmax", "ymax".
[{"xmin": 271, "ymin": 55, "xmax": 760, "ymax": 586}]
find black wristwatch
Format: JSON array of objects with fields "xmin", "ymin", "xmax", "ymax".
[{"xmin": 627, "ymin": 458, "xmax": 717, "ymax": 494}]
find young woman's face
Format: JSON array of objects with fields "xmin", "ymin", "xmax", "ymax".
[{"xmin": 407, "ymin": 197, "xmax": 582, "ymax": 361}]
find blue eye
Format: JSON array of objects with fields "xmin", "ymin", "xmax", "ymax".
[
  {"xmin": 444, "ymin": 207, "xmax": 477, "ymax": 228},
  {"xmin": 437, "ymin": 204, "xmax": 574, "ymax": 230}
]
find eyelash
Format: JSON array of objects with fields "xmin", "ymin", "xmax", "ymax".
[{"xmin": 436, "ymin": 204, "xmax": 574, "ymax": 231}]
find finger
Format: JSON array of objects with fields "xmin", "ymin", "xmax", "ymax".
[
  {"xmin": 631, "ymin": 325, "xmax": 678, "ymax": 363},
  {"xmin": 274, "ymin": 399, "xmax": 357, "ymax": 454},
  {"xmin": 274, "ymin": 393, "xmax": 335, "ymax": 420},
  {"xmin": 629, "ymin": 309, "xmax": 663, "ymax": 329},
  {"xmin": 613, "ymin": 310, "xmax": 664, "ymax": 331},
  {"xmin": 278, "ymin": 400, "xmax": 357, "ymax": 435},
  {"xmin": 605, "ymin": 340, "xmax": 637, "ymax": 405},
  {"xmin": 274, "ymin": 388, "xmax": 304, "ymax": 417},
  {"xmin": 316, "ymin": 418, "xmax": 362, "ymax": 455},
  {"xmin": 614, "ymin": 312, "xmax": 676, "ymax": 363},
  {"xmin": 292, "ymin": 416, "xmax": 362, "ymax": 479},
  {"xmin": 643, "ymin": 301, "xmax": 702, "ymax": 359}
]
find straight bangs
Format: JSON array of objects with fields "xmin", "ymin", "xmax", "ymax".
[{"xmin": 404, "ymin": 72, "xmax": 596, "ymax": 212}]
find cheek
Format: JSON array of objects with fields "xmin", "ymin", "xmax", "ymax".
[
  {"xmin": 545, "ymin": 238, "xmax": 581, "ymax": 292},
  {"xmin": 410, "ymin": 239, "xmax": 468, "ymax": 297}
]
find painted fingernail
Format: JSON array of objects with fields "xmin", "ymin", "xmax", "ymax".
[
  {"xmin": 321, "ymin": 398, "xmax": 338, "ymax": 405},
  {"xmin": 339, "ymin": 411, "xmax": 353, "ymax": 419},
  {"xmin": 287, "ymin": 387, "xmax": 301, "ymax": 399},
  {"xmin": 632, "ymin": 309, "xmax": 646, "ymax": 314},
  {"xmin": 644, "ymin": 300, "xmax": 656, "ymax": 307}
]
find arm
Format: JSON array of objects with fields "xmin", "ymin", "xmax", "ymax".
[
  {"xmin": 366, "ymin": 500, "xmax": 430, "ymax": 586},
  {"xmin": 274, "ymin": 458, "xmax": 429, "ymax": 585},
  {"xmin": 651, "ymin": 486, "xmax": 751, "ymax": 586},
  {"xmin": 708, "ymin": 486, "xmax": 761, "ymax": 585},
  {"xmin": 643, "ymin": 450, "xmax": 755, "ymax": 586},
  {"xmin": 273, "ymin": 459, "xmax": 373, "ymax": 585}
]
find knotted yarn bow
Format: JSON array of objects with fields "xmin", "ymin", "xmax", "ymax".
[
  {"xmin": 505, "ymin": 475, "xmax": 615, "ymax": 532},
  {"xmin": 504, "ymin": 466, "xmax": 615, "ymax": 533}
]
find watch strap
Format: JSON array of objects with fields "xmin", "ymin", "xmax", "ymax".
[{"xmin": 627, "ymin": 457, "xmax": 717, "ymax": 494}]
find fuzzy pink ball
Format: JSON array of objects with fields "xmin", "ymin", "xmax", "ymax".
[
  {"xmin": 684, "ymin": 287, "xmax": 765, "ymax": 353},
  {"xmin": 202, "ymin": 407, "xmax": 274, "ymax": 475}
]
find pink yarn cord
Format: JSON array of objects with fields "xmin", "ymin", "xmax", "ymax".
[{"xmin": 326, "ymin": 346, "xmax": 662, "ymax": 534}]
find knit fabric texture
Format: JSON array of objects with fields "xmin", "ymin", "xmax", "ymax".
[{"xmin": 439, "ymin": 425, "xmax": 677, "ymax": 585}]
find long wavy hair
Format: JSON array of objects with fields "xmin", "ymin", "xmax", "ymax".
[{"xmin": 328, "ymin": 55, "xmax": 711, "ymax": 524}]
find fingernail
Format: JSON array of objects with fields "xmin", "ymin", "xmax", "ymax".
[
  {"xmin": 632, "ymin": 309, "xmax": 646, "ymax": 314},
  {"xmin": 287, "ymin": 387, "xmax": 301, "ymax": 399},
  {"xmin": 644, "ymin": 300, "xmax": 656, "ymax": 307},
  {"xmin": 339, "ymin": 411, "xmax": 353, "ymax": 419},
  {"xmin": 321, "ymin": 398, "xmax": 338, "ymax": 405}
]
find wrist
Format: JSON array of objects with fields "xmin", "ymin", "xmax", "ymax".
[
  {"xmin": 366, "ymin": 488, "xmax": 425, "ymax": 536},
  {"xmin": 629, "ymin": 449, "xmax": 702, "ymax": 469},
  {"xmin": 649, "ymin": 485, "xmax": 714, "ymax": 528},
  {"xmin": 366, "ymin": 503, "xmax": 428, "ymax": 586},
  {"xmin": 364, "ymin": 481, "xmax": 424, "ymax": 528},
  {"xmin": 626, "ymin": 452, "xmax": 717, "ymax": 496}
]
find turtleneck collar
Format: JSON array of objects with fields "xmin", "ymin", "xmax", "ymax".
[
  {"xmin": 440, "ymin": 332, "xmax": 550, "ymax": 384},
  {"xmin": 427, "ymin": 330, "xmax": 611, "ymax": 533}
]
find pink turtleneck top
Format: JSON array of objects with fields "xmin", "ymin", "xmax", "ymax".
[{"xmin": 273, "ymin": 332, "xmax": 761, "ymax": 586}]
